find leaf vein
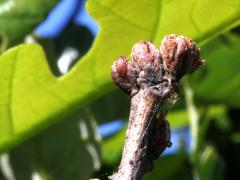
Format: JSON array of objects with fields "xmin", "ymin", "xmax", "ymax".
[
  {"xmin": 151, "ymin": 0, "xmax": 162, "ymax": 42},
  {"xmin": 8, "ymin": 49, "xmax": 20, "ymax": 134},
  {"xmin": 90, "ymin": 0, "xmax": 151, "ymax": 32}
]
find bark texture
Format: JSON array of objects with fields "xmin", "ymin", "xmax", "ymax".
[{"xmin": 110, "ymin": 89, "xmax": 171, "ymax": 180}]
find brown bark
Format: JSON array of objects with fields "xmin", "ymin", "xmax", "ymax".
[{"xmin": 110, "ymin": 88, "xmax": 170, "ymax": 180}]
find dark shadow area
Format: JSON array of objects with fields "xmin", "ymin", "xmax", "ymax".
[
  {"xmin": 38, "ymin": 23, "xmax": 94, "ymax": 76},
  {"xmin": 206, "ymin": 108, "xmax": 240, "ymax": 180}
]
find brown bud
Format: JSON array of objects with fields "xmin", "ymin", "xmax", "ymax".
[
  {"xmin": 112, "ymin": 56, "xmax": 128, "ymax": 78},
  {"xmin": 160, "ymin": 34, "xmax": 204, "ymax": 79},
  {"xmin": 111, "ymin": 56, "xmax": 135, "ymax": 94},
  {"xmin": 131, "ymin": 40, "xmax": 160, "ymax": 71}
]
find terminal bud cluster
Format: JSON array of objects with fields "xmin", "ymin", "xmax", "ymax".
[{"xmin": 111, "ymin": 34, "xmax": 204, "ymax": 97}]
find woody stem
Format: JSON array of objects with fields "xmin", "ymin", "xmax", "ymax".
[{"xmin": 110, "ymin": 88, "xmax": 169, "ymax": 180}]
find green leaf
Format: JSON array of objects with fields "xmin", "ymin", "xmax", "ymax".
[
  {"xmin": 89, "ymin": 89, "xmax": 129, "ymax": 124},
  {"xmin": 0, "ymin": 0, "xmax": 59, "ymax": 48},
  {"xmin": 144, "ymin": 154, "xmax": 192, "ymax": 180},
  {"xmin": 196, "ymin": 146, "xmax": 224, "ymax": 180},
  {"xmin": 189, "ymin": 33, "xmax": 240, "ymax": 106},
  {"xmin": 0, "ymin": 109, "xmax": 101, "ymax": 180},
  {"xmin": 1, "ymin": 0, "xmax": 240, "ymax": 152},
  {"xmin": 232, "ymin": 132, "xmax": 240, "ymax": 143},
  {"xmin": 166, "ymin": 110, "xmax": 188, "ymax": 128}
]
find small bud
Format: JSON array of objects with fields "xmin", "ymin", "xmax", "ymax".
[
  {"xmin": 112, "ymin": 56, "xmax": 128, "ymax": 78},
  {"xmin": 131, "ymin": 40, "xmax": 160, "ymax": 71},
  {"xmin": 160, "ymin": 34, "xmax": 204, "ymax": 79},
  {"xmin": 111, "ymin": 56, "xmax": 134, "ymax": 94},
  {"xmin": 111, "ymin": 35, "xmax": 204, "ymax": 96}
]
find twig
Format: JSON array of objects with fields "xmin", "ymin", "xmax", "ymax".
[{"xmin": 110, "ymin": 34, "xmax": 205, "ymax": 180}]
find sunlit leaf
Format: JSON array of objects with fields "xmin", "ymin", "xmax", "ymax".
[{"xmin": 1, "ymin": 0, "xmax": 240, "ymax": 153}]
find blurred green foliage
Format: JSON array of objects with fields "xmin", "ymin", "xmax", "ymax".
[
  {"xmin": 0, "ymin": 0, "xmax": 59, "ymax": 50},
  {"xmin": 0, "ymin": 0, "xmax": 240, "ymax": 179}
]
